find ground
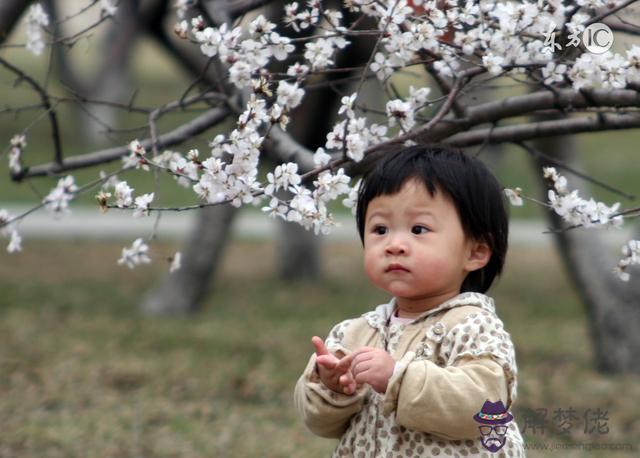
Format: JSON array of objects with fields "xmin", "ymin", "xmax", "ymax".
[{"xmin": 0, "ymin": 239, "xmax": 639, "ymax": 457}]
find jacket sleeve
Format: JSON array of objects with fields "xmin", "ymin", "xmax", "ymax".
[
  {"xmin": 293, "ymin": 319, "xmax": 368, "ymax": 438},
  {"xmin": 382, "ymin": 310, "xmax": 518, "ymax": 440}
]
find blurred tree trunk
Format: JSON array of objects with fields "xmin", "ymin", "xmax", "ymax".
[
  {"xmin": 84, "ymin": 0, "xmax": 140, "ymax": 144},
  {"xmin": 531, "ymin": 134, "xmax": 640, "ymax": 373},
  {"xmin": 140, "ymin": 204, "xmax": 238, "ymax": 315},
  {"xmin": 0, "ymin": 0, "xmax": 27, "ymax": 43}
]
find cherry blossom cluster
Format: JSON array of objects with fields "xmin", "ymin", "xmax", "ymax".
[
  {"xmin": 24, "ymin": 3, "xmax": 49, "ymax": 56},
  {"xmin": 117, "ymin": 238, "xmax": 151, "ymax": 269},
  {"xmin": 8, "ymin": 134, "xmax": 26, "ymax": 175},
  {"xmin": 100, "ymin": 0, "xmax": 118, "ymax": 17},
  {"xmin": 43, "ymin": 175, "xmax": 78, "ymax": 217},
  {"xmin": 544, "ymin": 167, "xmax": 623, "ymax": 229},
  {"xmin": 614, "ymin": 240, "xmax": 640, "ymax": 282},
  {"xmin": 6, "ymin": 0, "xmax": 640, "ymax": 279},
  {"xmin": 0, "ymin": 209, "xmax": 22, "ymax": 253}
]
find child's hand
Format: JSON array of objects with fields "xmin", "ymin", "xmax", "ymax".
[
  {"xmin": 346, "ymin": 347, "xmax": 395, "ymax": 394},
  {"xmin": 311, "ymin": 336, "xmax": 357, "ymax": 395}
]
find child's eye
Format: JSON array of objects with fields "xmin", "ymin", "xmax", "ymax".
[
  {"xmin": 411, "ymin": 225, "xmax": 429, "ymax": 235},
  {"xmin": 372, "ymin": 225, "xmax": 387, "ymax": 235}
]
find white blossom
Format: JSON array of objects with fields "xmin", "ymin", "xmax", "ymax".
[
  {"xmin": 304, "ymin": 38, "xmax": 335, "ymax": 70},
  {"xmin": 504, "ymin": 188, "xmax": 523, "ymax": 207},
  {"xmin": 268, "ymin": 33, "xmax": 295, "ymax": 61},
  {"xmin": 7, "ymin": 230, "xmax": 22, "ymax": 253},
  {"xmin": 114, "ymin": 181, "xmax": 134, "ymax": 208},
  {"xmin": 8, "ymin": 134, "xmax": 26, "ymax": 174},
  {"xmin": 174, "ymin": 0, "xmax": 193, "ymax": 19},
  {"xmin": 342, "ymin": 179, "xmax": 361, "ymax": 215},
  {"xmin": 313, "ymin": 147, "xmax": 331, "ymax": 167},
  {"xmin": 43, "ymin": 176, "xmax": 78, "ymax": 216},
  {"xmin": 24, "ymin": 3, "xmax": 49, "ymax": 56},
  {"xmin": 482, "ymin": 53, "xmax": 505, "ymax": 76},
  {"xmin": 117, "ymin": 238, "xmax": 151, "ymax": 269},
  {"xmin": 326, "ymin": 120, "xmax": 347, "ymax": 150},
  {"xmin": 544, "ymin": 167, "xmax": 623, "ymax": 229},
  {"xmin": 276, "ymin": 81, "xmax": 304, "ymax": 109},
  {"xmin": 229, "ymin": 61, "xmax": 254, "ymax": 88},
  {"xmin": 170, "ymin": 251, "xmax": 182, "ymax": 273},
  {"xmin": 100, "ymin": 0, "xmax": 118, "ymax": 16},
  {"xmin": 338, "ymin": 93, "xmax": 357, "ymax": 118},
  {"xmin": 262, "ymin": 196, "xmax": 289, "ymax": 220},
  {"xmin": 408, "ymin": 86, "xmax": 431, "ymax": 109},
  {"xmin": 542, "ymin": 62, "xmax": 567, "ymax": 85},
  {"xmin": 133, "ymin": 193, "xmax": 154, "ymax": 217},
  {"xmin": 286, "ymin": 62, "xmax": 310, "ymax": 79},
  {"xmin": 264, "ymin": 162, "xmax": 301, "ymax": 196},
  {"xmin": 0, "ymin": 209, "xmax": 15, "ymax": 237},
  {"xmin": 197, "ymin": 27, "xmax": 223, "ymax": 57},
  {"xmin": 615, "ymin": 240, "xmax": 640, "ymax": 281},
  {"xmin": 370, "ymin": 52, "xmax": 395, "ymax": 81},
  {"xmin": 626, "ymin": 45, "xmax": 640, "ymax": 81},
  {"xmin": 249, "ymin": 15, "xmax": 276, "ymax": 37},
  {"xmin": 313, "ymin": 169, "xmax": 351, "ymax": 203},
  {"xmin": 386, "ymin": 99, "xmax": 415, "ymax": 131}
]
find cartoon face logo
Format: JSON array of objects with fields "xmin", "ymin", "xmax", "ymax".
[{"xmin": 473, "ymin": 400, "xmax": 513, "ymax": 453}]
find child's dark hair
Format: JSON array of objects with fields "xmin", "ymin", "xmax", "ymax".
[{"xmin": 356, "ymin": 144, "xmax": 509, "ymax": 294}]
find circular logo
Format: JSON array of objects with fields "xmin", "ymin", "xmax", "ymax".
[{"xmin": 582, "ymin": 23, "xmax": 613, "ymax": 54}]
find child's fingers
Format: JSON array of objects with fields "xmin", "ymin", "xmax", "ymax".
[
  {"xmin": 316, "ymin": 354, "xmax": 337, "ymax": 369},
  {"xmin": 339, "ymin": 372, "xmax": 356, "ymax": 394},
  {"xmin": 352, "ymin": 360, "xmax": 373, "ymax": 376},
  {"xmin": 354, "ymin": 369, "xmax": 372, "ymax": 385},
  {"xmin": 311, "ymin": 336, "xmax": 329, "ymax": 356},
  {"xmin": 336, "ymin": 347, "xmax": 374, "ymax": 371}
]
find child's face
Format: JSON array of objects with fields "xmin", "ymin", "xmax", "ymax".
[{"xmin": 362, "ymin": 179, "xmax": 489, "ymax": 313}]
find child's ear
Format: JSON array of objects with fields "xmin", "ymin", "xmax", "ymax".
[{"xmin": 464, "ymin": 241, "xmax": 491, "ymax": 272}]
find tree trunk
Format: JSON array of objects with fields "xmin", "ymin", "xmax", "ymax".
[
  {"xmin": 140, "ymin": 204, "xmax": 238, "ymax": 316},
  {"xmin": 276, "ymin": 217, "xmax": 322, "ymax": 280},
  {"xmin": 0, "ymin": 0, "xmax": 28, "ymax": 43},
  {"xmin": 531, "ymin": 135, "xmax": 640, "ymax": 373}
]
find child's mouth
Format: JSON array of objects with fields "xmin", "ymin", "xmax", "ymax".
[{"xmin": 386, "ymin": 263, "xmax": 409, "ymax": 272}]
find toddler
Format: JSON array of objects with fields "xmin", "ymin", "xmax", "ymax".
[{"xmin": 294, "ymin": 145, "xmax": 525, "ymax": 457}]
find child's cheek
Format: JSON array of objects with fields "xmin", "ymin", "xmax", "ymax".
[{"xmin": 417, "ymin": 255, "xmax": 450, "ymax": 279}]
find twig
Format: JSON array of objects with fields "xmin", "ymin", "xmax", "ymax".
[
  {"xmin": 0, "ymin": 56, "xmax": 64, "ymax": 165},
  {"xmin": 516, "ymin": 142, "xmax": 635, "ymax": 200}
]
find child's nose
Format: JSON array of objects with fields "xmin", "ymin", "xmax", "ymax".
[{"xmin": 385, "ymin": 235, "xmax": 408, "ymax": 255}]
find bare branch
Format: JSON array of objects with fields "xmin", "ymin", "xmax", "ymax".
[
  {"xmin": 516, "ymin": 141, "xmax": 635, "ymax": 200},
  {"xmin": 445, "ymin": 113, "xmax": 640, "ymax": 147},
  {"xmin": 0, "ymin": 56, "xmax": 64, "ymax": 165},
  {"xmin": 586, "ymin": 0, "xmax": 640, "ymax": 26}
]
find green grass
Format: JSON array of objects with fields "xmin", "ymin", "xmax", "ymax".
[{"xmin": 0, "ymin": 240, "xmax": 639, "ymax": 457}]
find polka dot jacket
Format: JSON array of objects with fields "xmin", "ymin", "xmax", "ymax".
[{"xmin": 294, "ymin": 292, "xmax": 526, "ymax": 457}]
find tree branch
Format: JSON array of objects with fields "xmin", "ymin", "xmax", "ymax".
[
  {"xmin": 445, "ymin": 113, "xmax": 640, "ymax": 147},
  {"xmin": 263, "ymin": 126, "xmax": 316, "ymax": 172},
  {"xmin": 13, "ymin": 106, "xmax": 230, "ymax": 180},
  {"xmin": 0, "ymin": 56, "xmax": 64, "ymax": 165}
]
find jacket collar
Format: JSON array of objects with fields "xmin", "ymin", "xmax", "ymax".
[{"xmin": 362, "ymin": 292, "xmax": 496, "ymax": 331}]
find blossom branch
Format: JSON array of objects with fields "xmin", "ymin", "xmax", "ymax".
[{"xmin": 13, "ymin": 106, "xmax": 230, "ymax": 180}]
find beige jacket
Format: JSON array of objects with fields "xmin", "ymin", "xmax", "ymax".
[{"xmin": 294, "ymin": 292, "xmax": 525, "ymax": 457}]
